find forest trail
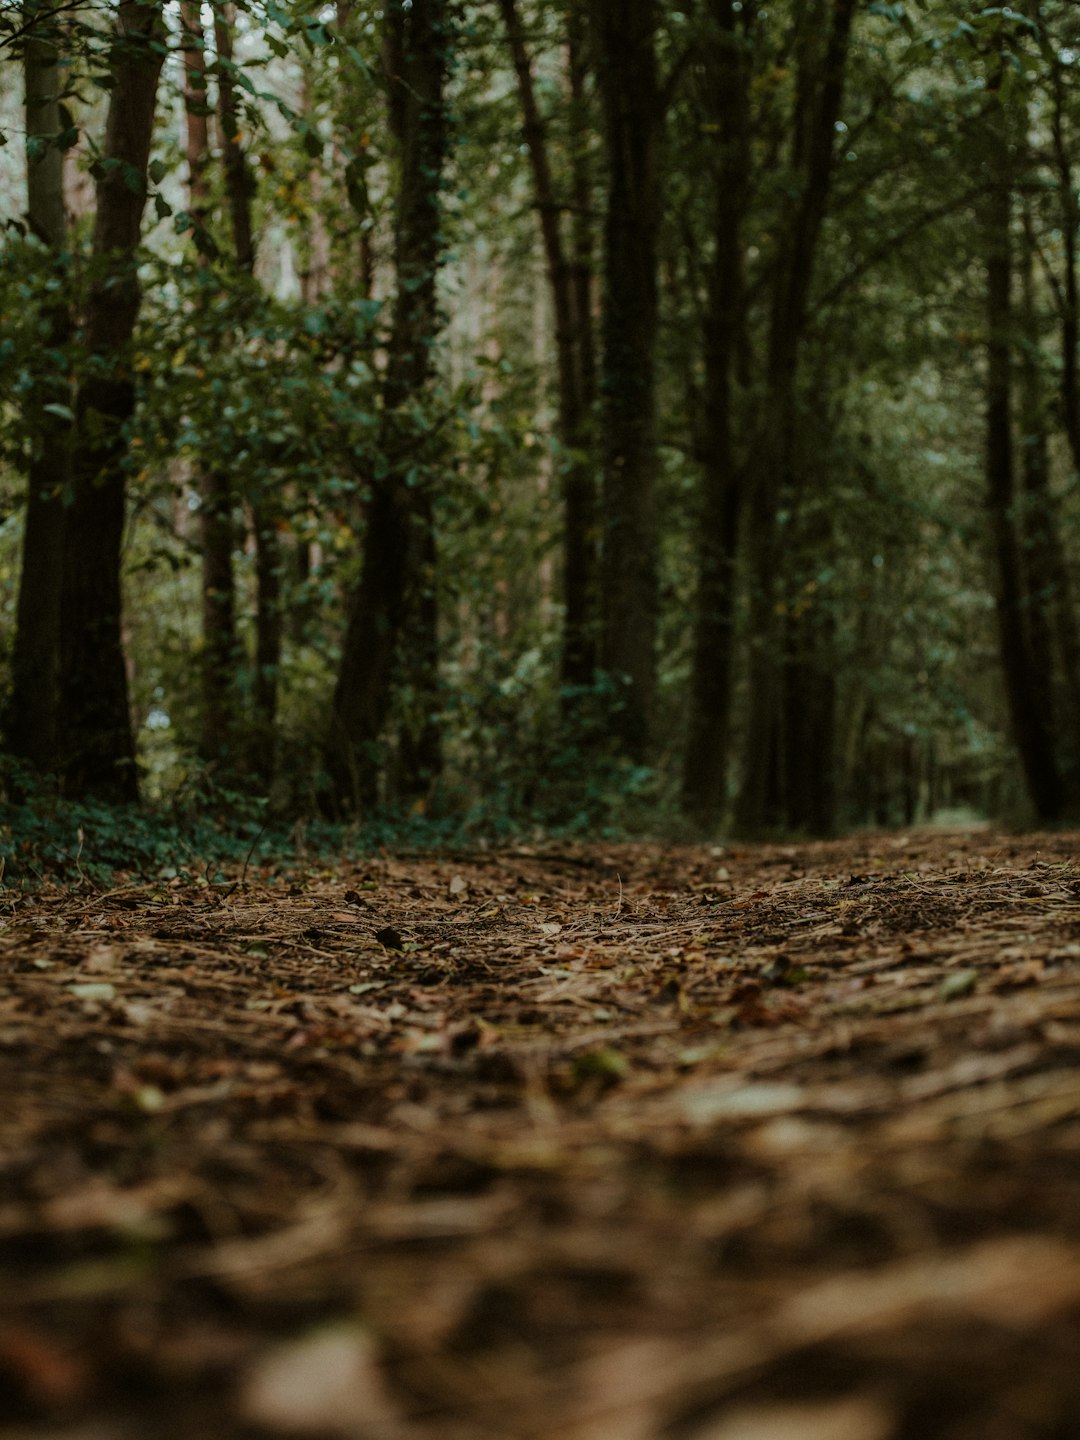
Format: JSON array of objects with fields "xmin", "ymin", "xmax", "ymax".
[{"xmin": 2, "ymin": 829, "xmax": 1080, "ymax": 1439}]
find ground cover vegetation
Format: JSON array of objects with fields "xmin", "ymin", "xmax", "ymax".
[{"xmin": 1, "ymin": 0, "xmax": 1079, "ymax": 854}]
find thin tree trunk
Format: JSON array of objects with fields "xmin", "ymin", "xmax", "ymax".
[
  {"xmin": 183, "ymin": 0, "xmax": 238, "ymax": 773},
  {"xmin": 325, "ymin": 0, "xmax": 449, "ymax": 812},
  {"xmin": 1017, "ymin": 208, "xmax": 1080, "ymax": 805},
  {"xmin": 212, "ymin": 1, "xmax": 255, "ymax": 274},
  {"xmin": 499, "ymin": 0, "xmax": 597, "ymax": 694},
  {"xmin": 681, "ymin": 0, "xmax": 749, "ymax": 826},
  {"xmin": 58, "ymin": 0, "xmax": 164, "ymax": 803},
  {"xmin": 735, "ymin": 0, "xmax": 855, "ymax": 834},
  {"xmin": 1045, "ymin": 29, "xmax": 1080, "ymax": 476},
  {"xmin": 397, "ymin": 489, "xmax": 442, "ymax": 802},
  {"xmin": 984, "ymin": 149, "xmax": 1061, "ymax": 821},
  {"xmin": 9, "ymin": 25, "xmax": 70, "ymax": 771},
  {"xmin": 251, "ymin": 497, "xmax": 284, "ymax": 779},
  {"xmin": 198, "ymin": 464, "xmax": 238, "ymax": 768},
  {"xmin": 591, "ymin": 0, "xmax": 661, "ymax": 761},
  {"xmin": 181, "ymin": 1, "xmax": 210, "ymax": 234},
  {"xmin": 782, "ymin": 587, "xmax": 838, "ymax": 834},
  {"xmin": 215, "ymin": 0, "xmax": 285, "ymax": 784},
  {"xmin": 567, "ymin": 12, "xmax": 597, "ymax": 424}
]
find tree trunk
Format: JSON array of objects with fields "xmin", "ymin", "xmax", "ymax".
[
  {"xmin": 198, "ymin": 465, "xmax": 239, "ymax": 770},
  {"xmin": 8, "ymin": 26, "xmax": 70, "ymax": 772},
  {"xmin": 735, "ymin": 0, "xmax": 855, "ymax": 834},
  {"xmin": 251, "ymin": 496, "xmax": 284, "ymax": 781},
  {"xmin": 1046, "ymin": 30, "xmax": 1080, "ymax": 478},
  {"xmin": 212, "ymin": 1, "xmax": 255, "ymax": 274},
  {"xmin": 498, "ymin": 0, "xmax": 598, "ymax": 695},
  {"xmin": 591, "ymin": 0, "xmax": 661, "ymax": 761},
  {"xmin": 782, "ymin": 601, "xmax": 838, "ymax": 834},
  {"xmin": 181, "ymin": 1, "xmax": 210, "ymax": 234},
  {"xmin": 565, "ymin": 13, "xmax": 599, "ymax": 700},
  {"xmin": 1016, "ymin": 214, "xmax": 1080, "ymax": 800},
  {"xmin": 215, "ymin": 0, "xmax": 285, "ymax": 787},
  {"xmin": 681, "ymin": 0, "xmax": 750, "ymax": 827},
  {"xmin": 396, "ymin": 488, "xmax": 442, "ymax": 804},
  {"xmin": 183, "ymin": 0, "xmax": 238, "ymax": 774},
  {"xmin": 325, "ymin": 0, "xmax": 449, "ymax": 812},
  {"xmin": 57, "ymin": 0, "xmax": 164, "ymax": 803},
  {"xmin": 984, "ymin": 150, "xmax": 1061, "ymax": 821}
]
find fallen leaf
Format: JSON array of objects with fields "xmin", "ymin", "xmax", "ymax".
[
  {"xmin": 688, "ymin": 1397, "xmax": 892, "ymax": 1440},
  {"xmin": 684, "ymin": 1081, "xmax": 805, "ymax": 1125},
  {"xmin": 939, "ymin": 968, "xmax": 978, "ymax": 1001},
  {"xmin": 240, "ymin": 1323, "xmax": 400, "ymax": 1436},
  {"xmin": 68, "ymin": 982, "xmax": 116, "ymax": 1001},
  {"xmin": 375, "ymin": 926, "xmax": 404, "ymax": 950}
]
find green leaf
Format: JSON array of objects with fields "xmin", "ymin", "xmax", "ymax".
[
  {"xmin": 304, "ymin": 20, "xmax": 331, "ymax": 46},
  {"xmin": 148, "ymin": 158, "xmax": 167, "ymax": 184},
  {"xmin": 121, "ymin": 161, "xmax": 145, "ymax": 196},
  {"xmin": 193, "ymin": 226, "xmax": 219, "ymax": 259},
  {"xmin": 154, "ymin": 193, "xmax": 173, "ymax": 220},
  {"xmin": 43, "ymin": 403, "xmax": 75, "ymax": 421}
]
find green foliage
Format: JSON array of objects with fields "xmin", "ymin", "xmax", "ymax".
[{"xmin": 4, "ymin": 0, "xmax": 1080, "ymax": 845}]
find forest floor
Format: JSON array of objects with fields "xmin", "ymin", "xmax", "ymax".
[{"xmin": 2, "ymin": 828, "xmax": 1080, "ymax": 1440}]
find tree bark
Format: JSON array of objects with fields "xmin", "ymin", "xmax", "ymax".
[
  {"xmin": 8, "ymin": 24, "xmax": 70, "ymax": 772},
  {"xmin": 681, "ymin": 0, "xmax": 750, "ymax": 827},
  {"xmin": 591, "ymin": 0, "xmax": 661, "ymax": 761},
  {"xmin": 735, "ymin": 0, "xmax": 855, "ymax": 834},
  {"xmin": 57, "ymin": 0, "xmax": 164, "ymax": 803},
  {"xmin": 251, "ymin": 496, "xmax": 284, "ymax": 780},
  {"xmin": 325, "ymin": 0, "xmax": 449, "ymax": 812},
  {"xmin": 212, "ymin": 1, "xmax": 255, "ymax": 274},
  {"xmin": 1044, "ymin": 26, "xmax": 1080, "ymax": 477},
  {"xmin": 181, "ymin": 1, "xmax": 210, "ymax": 233},
  {"xmin": 183, "ymin": 0, "xmax": 239, "ymax": 774},
  {"xmin": 984, "ymin": 146, "xmax": 1061, "ymax": 821},
  {"xmin": 499, "ymin": 0, "xmax": 598, "ymax": 694},
  {"xmin": 214, "ymin": 1, "xmax": 285, "ymax": 786},
  {"xmin": 198, "ymin": 464, "xmax": 239, "ymax": 769}
]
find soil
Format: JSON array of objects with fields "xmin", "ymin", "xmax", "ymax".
[{"xmin": 2, "ymin": 826, "xmax": 1080, "ymax": 1439}]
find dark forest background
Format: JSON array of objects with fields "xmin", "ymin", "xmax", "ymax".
[{"xmin": 1, "ymin": 0, "xmax": 1079, "ymax": 871}]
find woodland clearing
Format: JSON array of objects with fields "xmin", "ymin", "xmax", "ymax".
[{"xmin": 1, "ymin": 827, "xmax": 1080, "ymax": 1439}]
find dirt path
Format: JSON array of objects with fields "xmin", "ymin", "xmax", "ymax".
[{"xmin": 2, "ymin": 828, "xmax": 1080, "ymax": 1438}]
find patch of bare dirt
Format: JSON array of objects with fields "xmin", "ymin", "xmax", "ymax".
[{"xmin": 2, "ymin": 828, "xmax": 1080, "ymax": 1438}]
